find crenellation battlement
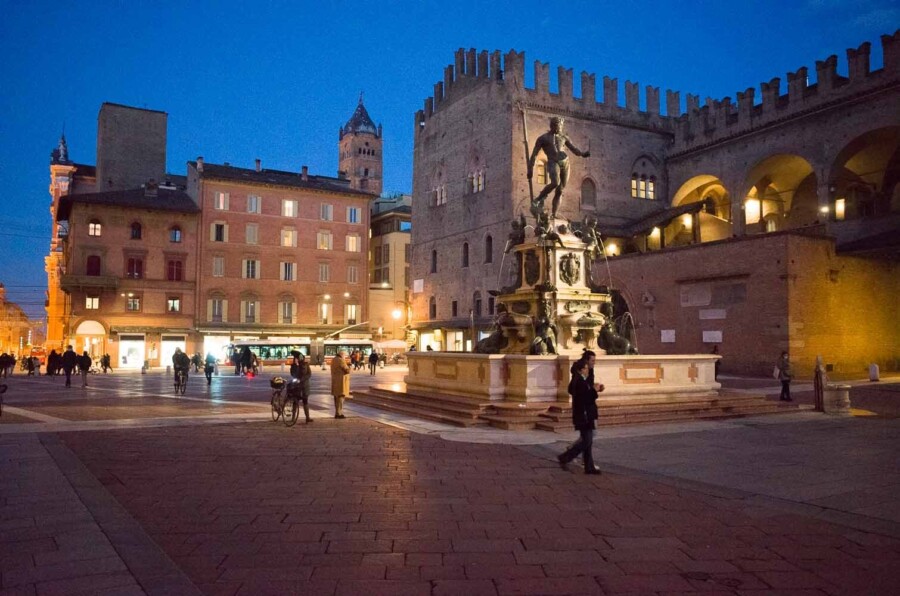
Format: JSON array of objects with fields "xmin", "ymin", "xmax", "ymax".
[
  {"xmin": 415, "ymin": 32, "xmax": 899, "ymax": 148},
  {"xmin": 414, "ymin": 47, "xmax": 680, "ymax": 135},
  {"xmin": 671, "ymin": 30, "xmax": 899, "ymax": 153}
]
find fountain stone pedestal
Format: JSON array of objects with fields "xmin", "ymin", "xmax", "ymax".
[{"xmin": 498, "ymin": 227, "xmax": 611, "ymax": 357}]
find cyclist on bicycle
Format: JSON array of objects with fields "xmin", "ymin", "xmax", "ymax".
[{"xmin": 172, "ymin": 347, "xmax": 191, "ymax": 388}]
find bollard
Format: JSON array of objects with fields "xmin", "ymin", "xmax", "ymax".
[
  {"xmin": 166, "ymin": 365, "xmax": 171, "ymax": 375},
  {"xmin": 823, "ymin": 383, "xmax": 852, "ymax": 416},
  {"xmin": 869, "ymin": 363, "xmax": 880, "ymax": 382}
]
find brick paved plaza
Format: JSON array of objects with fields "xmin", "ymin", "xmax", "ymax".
[{"xmin": 1, "ymin": 368, "xmax": 899, "ymax": 595}]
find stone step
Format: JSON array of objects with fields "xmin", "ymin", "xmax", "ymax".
[
  {"xmin": 369, "ymin": 386, "xmax": 491, "ymax": 408},
  {"xmin": 478, "ymin": 414, "xmax": 540, "ymax": 431},
  {"xmin": 351, "ymin": 393, "xmax": 488, "ymax": 428},
  {"xmin": 354, "ymin": 391, "xmax": 488, "ymax": 420}
]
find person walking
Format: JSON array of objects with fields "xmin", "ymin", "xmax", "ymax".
[
  {"xmin": 290, "ymin": 351, "xmax": 313, "ymax": 423},
  {"xmin": 776, "ymin": 351, "xmax": 793, "ymax": 402},
  {"xmin": 330, "ymin": 350, "xmax": 350, "ymax": 419},
  {"xmin": 204, "ymin": 352, "xmax": 216, "ymax": 386},
  {"xmin": 61, "ymin": 345, "xmax": 77, "ymax": 388},
  {"xmin": 557, "ymin": 353, "xmax": 604, "ymax": 475},
  {"xmin": 78, "ymin": 351, "xmax": 91, "ymax": 387},
  {"xmin": 47, "ymin": 350, "xmax": 59, "ymax": 376},
  {"xmin": 368, "ymin": 350, "xmax": 379, "ymax": 375},
  {"xmin": 25, "ymin": 356, "xmax": 35, "ymax": 377}
]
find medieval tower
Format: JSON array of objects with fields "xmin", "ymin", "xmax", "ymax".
[{"xmin": 339, "ymin": 95, "xmax": 383, "ymax": 195}]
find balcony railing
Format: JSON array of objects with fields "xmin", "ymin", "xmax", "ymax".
[{"xmin": 59, "ymin": 274, "xmax": 118, "ymax": 292}]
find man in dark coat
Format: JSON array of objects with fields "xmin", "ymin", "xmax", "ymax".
[
  {"xmin": 61, "ymin": 345, "xmax": 78, "ymax": 388},
  {"xmin": 289, "ymin": 351, "xmax": 313, "ymax": 423},
  {"xmin": 204, "ymin": 352, "xmax": 217, "ymax": 385},
  {"xmin": 557, "ymin": 354, "xmax": 604, "ymax": 475}
]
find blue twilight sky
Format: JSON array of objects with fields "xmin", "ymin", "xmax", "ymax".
[{"xmin": 1, "ymin": 0, "xmax": 897, "ymax": 321}]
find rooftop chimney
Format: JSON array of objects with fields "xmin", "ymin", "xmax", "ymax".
[
  {"xmin": 301, "ymin": 165, "xmax": 309, "ymax": 181},
  {"xmin": 144, "ymin": 179, "xmax": 158, "ymax": 198},
  {"xmin": 196, "ymin": 156, "xmax": 204, "ymax": 172},
  {"xmin": 255, "ymin": 158, "xmax": 261, "ymax": 172}
]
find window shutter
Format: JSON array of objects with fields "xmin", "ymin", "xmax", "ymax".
[
  {"xmin": 293, "ymin": 262, "xmax": 297, "ymax": 281},
  {"xmin": 292, "ymin": 303, "xmax": 297, "ymax": 325},
  {"xmin": 222, "ymin": 299, "xmax": 228, "ymax": 323},
  {"xmin": 241, "ymin": 259, "xmax": 247, "ymax": 279},
  {"xmin": 224, "ymin": 193, "xmax": 230, "ymax": 210},
  {"xmin": 255, "ymin": 260, "xmax": 260, "ymax": 280},
  {"xmin": 279, "ymin": 263, "xmax": 284, "ymax": 281},
  {"xmin": 224, "ymin": 224, "xmax": 229, "ymax": 243},
  {"xmin": 210, "ymin": 224, "xmax": 215, "ymax": 242},
  {"xmin": 207, "ymin": 299, "xmax": 213, "ymax": 322},
  {"xmin": 240, "ymin": 300, "xmax": 246, "ymax": 323}
]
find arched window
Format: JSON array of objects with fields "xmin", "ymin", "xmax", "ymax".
[
  {"xmin": 581, "ymin": 179, "xmax": 596, "ymax": 208},
  {"xmin": 429, "ymin": 296, "xmax": 437, "ymax": 319},
  {"xmin": 631, "ymin": 156, "xmax": 661, "ymax": 200},
  {"xmin": 170, "ymin": 226, "xmax": 182, "ymax": 243},
  {"xmin": 462, "ymin": 243, "xmax": 469, "ymax": 268},
  {"xmin": 484, "ymin": 235, "xmax": 493, "ymax": 263},
  {"xmin": 473, "ymin": 291, "xmax": 482, "ymax": 317},
  {"xmin": 88, "ymin": 220, "xmax": 102, "ymax": 237},
  {"xmin": 130, "ymin": 222, "xmax": 142, "ymax": 240},
  {"xmin": 431, "ymin": 250, "xmax": 437, "ymax": 273},
  {"xmin": 86, "ymin": 255, "xmax": 101, "ymax": 276}
]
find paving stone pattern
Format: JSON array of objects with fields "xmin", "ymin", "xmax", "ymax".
[{"xmin": 54, "ymin": 419, "xmax": 900, "ymax": 595}]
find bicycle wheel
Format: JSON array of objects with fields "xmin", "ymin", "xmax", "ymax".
[
  {"xmin": 271, "ymin": 391, "xmax": 282, "ymax": 421},
  {"xmin": 284, "ymin": 398, "xmax": 300, "ymax": 427}
]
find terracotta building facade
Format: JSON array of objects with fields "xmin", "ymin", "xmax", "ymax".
[
  {"xmin": 47, "ymin": 100, "xmax": 379, "ymax": 367},
  {"xmin": 409, "ymin": 33, "xmax": 899, "ymax": 377}
]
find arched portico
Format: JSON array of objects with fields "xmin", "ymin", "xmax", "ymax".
[
  {"xmin": 827, "ymin": 126, "xmax": 900, "ymax": 219},
  {"xmin": 73, "ymin": 319, "xmax": 107, "ymax": 360},
  {"xmin": 671, "ymin": 175, "xmax": 733, "ymax": 242},
  {"xmin": 740, "ymin": 154, "xmax": 818, "ymax": 234}
]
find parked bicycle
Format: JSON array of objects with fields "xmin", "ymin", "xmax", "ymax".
[
  {"xmin": 269, "ymin": 377, "xmax": 301, "ymax": 427},
  {"xmin": 174, "ymin": 368, "xmax": 188, "ymax": 395}
]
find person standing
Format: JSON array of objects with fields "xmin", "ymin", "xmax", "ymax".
[
  {"xmin": 777, "ymin": 351, "xmax": 793, "ymax": 402},
  {"xmin": 368, "ymin": 351, "xmax": 379, "ymax": 375},
  {"xmin": 290, "ymin": 351, "xmax": 313, "ymax": 423},
  {"xmin": 61, "ymin": 345, "xmax": 77, "ymax": 388},
  {"xmin": 330, "ymin": 350, "xmax": 350, "ymax": 419},
  {"xmin": 204, "ymin": 352, "xmax": 216, "ymax": 386},
  {"xmin": 78, "ymin": 351, "xmax": 91, "ymax": 387},
  {"xmin": 557, "ymin": 353, "xmax": 603, "ymax": 475}
]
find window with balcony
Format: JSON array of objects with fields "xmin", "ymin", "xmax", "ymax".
[
  {"xmin": 320, "ymin": 302, "xmax": 333, "ymax": 324},
  {"xmin": 345, "ymin": 304, "xmax": 359, "ymax": 325},
  {"xmin": 279, "ymin": 301, "xmax": 295, "ymax": 324},
  {"xmin": 167, "ymin": 260, "xmax": 183, "ymax": 281},
  {"xmin": 241, "ymin": 300, "xmax": 258, "ymax": 323},
  {"xmin": 126, "ymin": 257, "xmax": 143, "ymax": 279},
  {"xmin": 86, "ymin": 255, "xmax": 101, "ymax": 276},
  {"xmin": 209, "ymin": 298, "xmax": 225, "ymax": 322}
]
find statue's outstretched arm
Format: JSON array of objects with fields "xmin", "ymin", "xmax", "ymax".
[{"xmin": 566, "ymin": 138, "xmax": 590, "ymax": 158}]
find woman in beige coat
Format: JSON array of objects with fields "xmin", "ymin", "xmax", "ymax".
[{"xmin": 330, "ymin": 351, "xmax": 350, "ymax": 418}]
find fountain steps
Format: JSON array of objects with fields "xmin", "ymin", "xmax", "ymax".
[{"xmin": 353, "ymin": 387, "xmax": 804, "ymax": 430}]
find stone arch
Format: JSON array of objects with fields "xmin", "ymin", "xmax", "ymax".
[
  {"xmin": 671, "ymin": 175, "xmax": 733, "ymax": 242},
  {"xmin": 827, "ymin": 126, "xmax": 900, "ymax": 219},
  {"xmin": 73, "ymin": 318, "xmax": 107, "ymax": 359},
  {"xmin": 740, "ymin": 154, "xmax": 817, "ymax": 234}
]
